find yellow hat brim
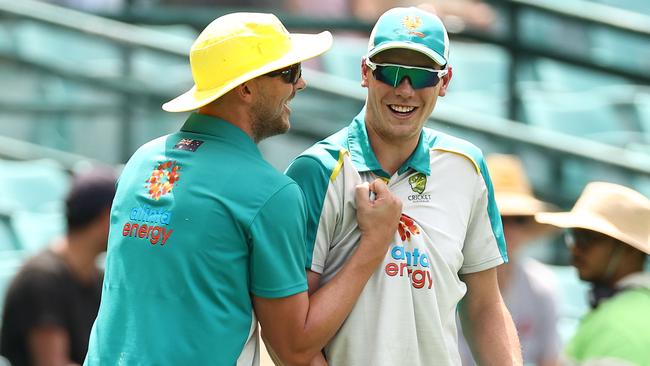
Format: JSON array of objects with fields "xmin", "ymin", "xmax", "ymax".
[{"xmin": 162, "ymin": 31, "xmax": 333, "ymax": 113}]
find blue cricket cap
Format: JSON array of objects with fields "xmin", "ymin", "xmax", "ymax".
[{"xmin": 366, "ymin": 7, "xmax": 450, "ymax": 67}]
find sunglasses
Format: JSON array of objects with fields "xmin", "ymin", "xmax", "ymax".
[
  {"xmin": 365, "ymin": 59, "xmax": 448, "ymax": 89},
  {"xmin": 265, "ymin": 63, "xmax": 302, "ymax": 84},
  {"xmin": 564, "ymin": 229, "xmax": 614, "ymax": 251}
]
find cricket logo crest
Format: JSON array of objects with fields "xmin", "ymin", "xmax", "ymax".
[
  {"xmin": 408, "ymin": 173, "xmax": 427, "ymax": 195},
  {"xmin": 402, "ymin": 15, "xmax": 425, "ymax": 38}
]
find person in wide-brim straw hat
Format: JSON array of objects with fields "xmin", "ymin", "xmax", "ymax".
[
  {"xmin": 457, "ymin": 154, "xmax": 562, "ymax": 366},
  {"xmin": 535, "ymin": 182, "xmax": 650, "ymax": 366},
  {"xmin": 84, "ymin": 12, "xmax": 404, "ymax": 366},
  {"xmin": 536, "ymin": 182, "xmax": 649, "ymax": 256}
]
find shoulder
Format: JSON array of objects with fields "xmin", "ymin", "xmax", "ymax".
[
  {"xmin": 119, "ymin": 135, "xmax": 170, "ymax": 179},
  {"xmin": 579, "ymin": 290, "xmax": 649, "ymax": 336},
  {"xmin": 14, "ymin": 250, "xmax": 64, "ymax": 278},
  {"xmin": 253, "ymin": 170, "xmax": 305, "ymax": 217},
  {"xmin": 602, "ymin": 287, "xmax": 650, "ymax": 315},
  {"xmin": 423, "ymin": 128, "xmax": 485, "ymax": 174},
  {"xmin": 286, "ymin": 128, "xmax": 349, "ymax": 180},
  {"xmin": 6, "ymin": 250, "xmax": 67, "ymax": 295},
  {"xmin": 129, "ymin": 135, "xmax": 169, "ymax": 161}
]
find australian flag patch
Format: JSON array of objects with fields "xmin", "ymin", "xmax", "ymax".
[{"xmin": 173, "ymin": 138, "xmax": 204, "ymax": 152}]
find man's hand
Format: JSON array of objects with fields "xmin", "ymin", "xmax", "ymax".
[
  {"xmin": 255, "ymin": 181, "xmax": 401, "ymax": 366},
  {"xmin": 355, "ymin": 179, "xmax": 402, "ymax": 255}
]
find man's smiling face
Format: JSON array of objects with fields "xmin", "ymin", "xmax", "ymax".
[{"xmin": 361, "ymin": 48, "xmax": 451, "ymax": 145}]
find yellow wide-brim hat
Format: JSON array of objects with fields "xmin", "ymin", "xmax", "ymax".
[
  {"xmin": 536, "ymin": 182, "xmax": 650, "ymax": 254},
  {"xmin": 163, "ymin": 12, "xmax": 333, "ymax": 112}
]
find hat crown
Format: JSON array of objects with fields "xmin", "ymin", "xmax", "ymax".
[
  {"xmin": 190, "ymin": 13, "xmax": 291, "ymax": 92},
  {"xmin": 487, "ymin": 154, "xmax": 549, "ymax": 216},
  {"xmin": 573, "ymin": 182, "xmax": 650, "ymax": 247},
  {"xmin": 488, "ymin": 154, "xmax": 533, "ymax": 196},
  {"xmin": 367, "ymin": 7, "xmax": 449, "ymax": 66}
]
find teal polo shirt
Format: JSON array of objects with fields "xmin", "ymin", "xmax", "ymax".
[{"xmin": 85, "ymin": 113, "xmax": 308, "ymax": 366}]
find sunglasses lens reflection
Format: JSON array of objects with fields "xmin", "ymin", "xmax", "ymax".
[{"xmin": 372, "ymin": 65, "xmax": 443, "ymax": 89}]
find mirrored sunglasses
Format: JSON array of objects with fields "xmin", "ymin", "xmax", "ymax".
[
  {"xmin": 366, "ymin": 59, "xmax": 448, "ymax": 89},
  {"xmin": 265, "ymin": 63, "xmax": 302, "ymax": 84}
]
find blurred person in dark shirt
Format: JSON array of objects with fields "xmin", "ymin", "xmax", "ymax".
[{"xmin": 0, "ymin": 168, "xmax": 117, "ymax": 366}]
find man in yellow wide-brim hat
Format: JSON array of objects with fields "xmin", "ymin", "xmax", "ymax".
[
  {"xmin": 536, "ymin": 182, "xmax": 650, "ymax": 366},
  {"xmin": 83, "ymin": 13, "xmax": 402, "ymax": 365}
]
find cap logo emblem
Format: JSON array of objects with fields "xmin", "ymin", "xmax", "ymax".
[{"xmin": 402, "ymin": 15, "xmax": 425, "ymax": 38}]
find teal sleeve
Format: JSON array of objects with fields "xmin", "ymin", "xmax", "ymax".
[
  {"xmin": 434, "ymin": 133, "xmax": 507, "ymax": 262},
  {"xmin": 285, "ymin": 156, "xmax": 332, "ymax": 269},
  {"xmin": 249, "ymin": 183, "xmax": 308, "ymax": 298},
  {"xmin": 476, "ymin": 156, "xmax": 508, "ymax": 263}
]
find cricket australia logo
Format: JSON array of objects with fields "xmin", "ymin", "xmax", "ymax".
[
  {"xmin": 402, "ymin": 15, "xmax": 425, "ymax": 38},
  {"xmin": 409, "ymin": 173, "xmax": 426, "ymax": 194},
  {"xmin": 408, "ymin": 173, "xmax": 431, "ymax": 203}
]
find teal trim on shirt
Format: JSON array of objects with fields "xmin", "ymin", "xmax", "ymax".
[
  {"xmin": 286, "ymin": 136, "xmax": 343, "ymax": 268},
  {"xmin": 347, "ymin": 109, "xmax": 431, "ymax": 178},
  {"xmin": 427, "ymin": 132, "xmax": 508, "ymax": 263}
]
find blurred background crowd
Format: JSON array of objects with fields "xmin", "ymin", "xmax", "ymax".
[{"xmin": 0, "ymin": 0, "xmax": 648, "ymax": 365}]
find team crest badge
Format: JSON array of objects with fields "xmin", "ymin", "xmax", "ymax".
[
  {"xmin": 402, "ymin": 15, "xmax": 425, "ymax": 38},
  {"xmin": 408, "ymin": 173, "xmax": 427, "ymax": 195}
]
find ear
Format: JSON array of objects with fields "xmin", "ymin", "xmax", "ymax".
[
  {"xmin": 360, "ymin": 57, "xmax": 370, "ymax": 88},
  {"xmin": 234, "ymin": 80, "xmax": 255, "ymax": 104},
  {"xmin": 437, "ymin": 66, "xmax": 452, "ymax": 97}
]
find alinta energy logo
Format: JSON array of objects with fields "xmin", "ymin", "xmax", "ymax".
[
  {"xmin": 408, "ymin": 173, "xmax": 431, "ymax": 203},
  {"xmin": 121, "ymin": 205, "xmax": 173, "ymax": 246},
  {"xmin": 384, "ymin": 214, "xmax": 433, "ymax": 290},
  {"xmin": 118, "ymin": 160, "xmax": 180, "ymax": 247},
  {"xmin": 146, "ymin": 161, "xmax": 181, "ymax": 200}
]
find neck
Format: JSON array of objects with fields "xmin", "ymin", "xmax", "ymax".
[
  {"xmin": 51, "ymin": 233, "xmax": 101, "ymax": 284},
  {"xmin": 609, "ymin": 265, "xmax": 644, "ymax": 286},
  {"xmin": 365, "ymin": 123, "xmax": 420, "ymax": 176},
  {"xmin": 601, "ymin": 246, "xmax": 644, "ymax": 286},
  {"xmin": 199, "ymin": 103, "xmax": 254, "ymax": 142}
]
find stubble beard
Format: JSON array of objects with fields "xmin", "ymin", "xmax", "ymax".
[{"xmin": 250, "ymin": 97, "xmax": 290, "ymax": 143}]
